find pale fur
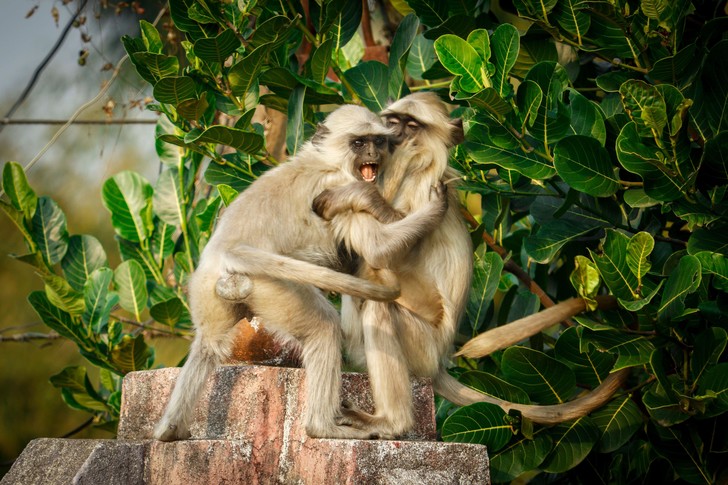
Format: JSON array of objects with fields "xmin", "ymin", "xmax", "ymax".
[{"xmin": 153, "ymin": 105, "xmax": 447, "ymax": 441}]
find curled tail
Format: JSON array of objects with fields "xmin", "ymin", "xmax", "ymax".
[
  {"xmin": 433, "ymin": 368, "xmax": 629, "ymax": 426},
  {"xmin": 224, "ymin": 244, "xmax": 399, "ymax": 302}
]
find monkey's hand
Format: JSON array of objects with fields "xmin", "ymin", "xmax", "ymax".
[
  {"xmin": 428, "ymin": 181, "xmax": 449, "ymax": 215},
  {"xmin": 313, "ymin": 182, "xmax": 403, "ymax": 223}
]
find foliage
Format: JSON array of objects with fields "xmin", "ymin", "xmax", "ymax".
[{"xmin": 2, "ymin": 0, "xmax": 727, "ymax": 482}]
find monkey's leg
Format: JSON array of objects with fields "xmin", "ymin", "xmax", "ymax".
[
  {"xmin": 361, "ymin": 300, "xmax": 415, "ymax": 438},
  {"xmin": 154, "ymin": 267, "xmax": 241, "ymax": 441},
  {"xmin": 246, "ymin": 278, "xmax": 378, "ymax": 439}
]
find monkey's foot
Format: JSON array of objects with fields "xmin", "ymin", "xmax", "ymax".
[
  {"xmin": 153, "ymin": 420, "xmax": 192, "ymax": 442},
  {"xmin": 216, "ymin": 273, "xmax": 254, "ymax": 301},
  {"xmin": 336, "ymin": 400, "xmax": 376, "ymax": 430}
]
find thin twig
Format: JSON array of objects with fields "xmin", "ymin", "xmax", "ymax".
[
  {"xmin": 60, "ymin": 417, "xmax": 94, "ymax": 438},
  {"xmin": 0, "ymin": 332, "xmax": 61, "ymax": 343},
  {"xmin": 0, "ymin": 0, "xmax": 89, "ymax": 134}
]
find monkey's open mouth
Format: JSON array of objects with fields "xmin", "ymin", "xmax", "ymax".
[{"xmin": 360, "ymin": 163, "xmax": 378, "ymax": 182}]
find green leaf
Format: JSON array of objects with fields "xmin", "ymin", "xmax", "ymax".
[
  {"xmin": 31, "ymin": 196, "xmax": 69, "ymax": 266},
  {"xmin": 580, "ymin": 328, "xmax": 656, "ymax": 370},
  {"xmin": 694, "ymin": 251, "xmax": 728, "ymax": 291},
  {"xmin": 643, "ymin": 379, "xmax": 690, "ymax": 426},
  {"xmin": 490, "ymin": 23, "xmax": 519, "ymax": 98},
  {"xmin": 569, "ymin": 256, "xmax": 600, "ymax": 311},
  {"xmin": 168, "ymin": 0, "xmax": 207, "ymax": 41},
  {"xmin": 322, "ymin": 0, "xmax": 362, "ymax": 51},
  {"xmin": 110, "ymin": 334, "xmax": 152, "ymax": 374},
  {"xmin": 406, "ymin": 34, "xmax": 436, "ymax": 81},
  {"xmin": 650, "ymin": 425, "xmax": 713, "ymax": 484},
  {"xmin": 701, "ymin": 40, "xmax": 728, "ymax": 133},
  {"xmin": 698, "ymin": 363, "xmax": 728, "ymax": 412},
  {"xmin": 523, "ymin": 61, "xmax": 571, "ymax": 145},
  {"xmin": 388, "ymin": 14, "xmax": 419, "ymax": 100},
  {"xmin": 248, "ymin": 15, "xmax": 294, "ymax": 49},
  {"xmin": 153, "ymin": 76, "xmax": 197, "ymax": 105},
  {"xmin": 553, "ymin": 135, "xmax": 619, "ymax": 197},
  {"xmin": 83, "ymin": 268, "xmax": 115, "ymax": 334},
  {"xmin": 176, "ymin": 96, "xmax": 210, "ymax": 122},
  {"xmin": 591, "ymin": 395, "xmax": 643, "ymax": 453},
  {"xmin": 456, "ymin": 88, "xmax": 511, "ymax": 116},
  {"xmin": 524, "ymin": 219, "xmax": 597, "ymax": 264},
  {"xmin": 150, "ymin": 297, "xmax": 188, "ymax": 327},
  {"xmin": 406, "ymin": 0, "xmax": 448, "ymax": 27},
  {"xmin": 623, "ymin": 188, "xmax": 660, "ymax": 208},
  {"xmin": 657, "ymin": 255, "xmax": 701, "ymax": 323},
  {"xmin": 434, "ymin": 34, "xmax": 486, "ymax": 93},
  {"xmin": 467, "ymin": 252, "xmax": 503, "ymax": 331},
  {"xmin": 28, "ymin": 290, "xmax": 87, "ymax": 345},
  {"xmin": 513, "ymin": 0, "xmax": 558, "ymax": 19},
  {"xmin": 153, "ymin": 168, "xmax": 186, "ymax": 227},
  {"xmin": 465, "ymin": 123, "xmax": 555, "ymax": 180},
  {"xmin": 441, "ymin": 402, "xmax": 513, "ymax": 452},
  {"xmin": 691, "ymin": 328, "xmax": 727, "ymax": 385},
  {"xmin": 310, "ymin": 39, "xmax": 334, "ymax": 86},
  {"xmin": 3, "ymin": 161, "xmax": 37, "ymax": 219},
  {"xmin": 458, "ymin": 371, "xmax": 532, "ymax": 404},
  {"xmin": 343, "ymin": 61, "xmax": 389, "ymax": 112},
  {"xmin": 567, "ymin": 90, "xmax": 607, "ymax": 145},
  {"xmin": 619, "ymin": 80, "xmax": 667, "ymax": 139},
  {"xmin": 61, "ymin": 235, "xmax": 108, "ymax": 291},
  {"xmin": 590, "ymin": 229, "xmax": 640, "ymax": 302},
  {"xmin": 516, "ymin": 80, "xmax": 543, "ymax": 129},
  {"xmin": 193, "ymin": 29, "xmax": 240, "ymax": 64},
  {"xmin": 185, "ymin": 125, "xmax": 264, "ymax": 153},
  {"xmin": 50, "ymin": 366, "xmax": 108, "ymax": 412},
  {"xmin": 490, "ymin": 430, "xmax": 552, "ymax": 482},
  {"xmin": 286, "ymin": 85, "xmax": 306, "ymax": 157},
  {"xmin": 501, "ymin": 346, "xmax": 576, "ymax": 404},
  {"xmin": 102, "ymin": 171, "xmax": 153, "ymax": 244},
  {"xmin": 554, "ymin": 327, "xmax": 615, "ymax": 388},
  {"xmin": 228, "ymin": 45, "xmax": 268, "ymax": 101},
  {"xmin": 541, "ymin": 417, "xmax": 599, "ymax": 473},
  {"xmin": 113, "ymin": 260, "xmax": 148, "ymax": 322},
  {"xmin": 626, "ymin": 231, "xmax": 654, "ymax": 283},
  {"xmin": 139, "ymin": 20, "xmax": 163, "ymax": 54},
  {"xmin": 553, "ymin": 0, "xmax": 590, "ymax": 44},
  {"xmin": 131, "ymin": 53, "xmax": 179, "ymax": 81},
  {"xmin": 44, "ymin": 273, "xmax": 85, "ymax": 316}
]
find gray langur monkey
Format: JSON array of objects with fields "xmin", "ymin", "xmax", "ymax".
[
  {"xmin": 314, "ymin": 92, "xmax": 473, "ymax": 438},
  {"xmin": 319, "ymin": 94, "xmax": 629, "ymax": 430},
  {"xmin": 153, "ymin": 104, "xmax": 449, "ymax": 441}
]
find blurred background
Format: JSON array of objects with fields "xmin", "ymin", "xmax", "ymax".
[{"xmin": 0, "ymin": 0, "xmax": 180, "ymax": 475}]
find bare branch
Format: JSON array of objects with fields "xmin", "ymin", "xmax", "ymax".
[
  {"xmin": 0, "ymin": 332, "xmax": 61, "ymax": 343},
  {"xmin": 0, "ymin": 119, "xmax": 158, "ymax": 125}
]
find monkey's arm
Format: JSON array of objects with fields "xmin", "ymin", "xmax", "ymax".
[
  {"xmin": 313, "ymin": 181, "xmax": 404, "ymax": 224},
  {"xmin": 336, "ymin": 183, "xmax": 448, "ymax": 268}
]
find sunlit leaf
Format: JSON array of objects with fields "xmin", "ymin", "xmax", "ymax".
[
  {"xmin": 113, "ymin": 260, "xmax": 148, "ymax": 322},
  {"xmin": 102, "ymin": 171, "xmax": 153, "ymax": 244},
  {"xmin": 434, "ymin": 34, "xmax": 486, "ymax": 93},
  {"xmin": 467, "ymin": 252, "xmax": 503, "ymax": 332},
  {"xmin": 3, "ymin": 161, "xmax": 37, "ymax": 219},
  {"xmin": 31, "ymin": 196, "xmax": 69, "ymax": 266},
  {"xmin": 553, "ymin": 135, "xmax": 619, "ymax": 197},
  {"xmin": 193, "ymin": 29, "xmax": 240, "ymax": 64},
  {"xmin": 343, "ymin": 61, "xmax": 389, "ymax": 112},
  {"xmin": 501, "ymin": 346, "xmax": 576, "ymax": 404},
  {"xmin": 441, "ymin": 402, "xmax": 513, "ymax": 452}
]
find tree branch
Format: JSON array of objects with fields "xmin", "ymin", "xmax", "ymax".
[
  {"xmin": 0, "ymin": 332, "xmax": 61, "ymax": 343},
  {"xmin": 1, "ymin": 119, "xmax": 158, "ymax": 125}
]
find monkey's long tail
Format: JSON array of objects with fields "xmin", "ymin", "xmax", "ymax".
[
  {"xmin": 223, "ymin": 244, "xmax": 400, "ymax": 302},
  {"xmin": 433, "ymin": 369, "xmax": 629, "ymax": 426}
]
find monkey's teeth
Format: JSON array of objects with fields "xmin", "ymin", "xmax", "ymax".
[{"xmin": 361, "ymin": 164, "xmax": 378, "ymax": 182}]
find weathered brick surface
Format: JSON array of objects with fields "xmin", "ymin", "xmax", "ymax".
[{"xmin": 4, "ymin": 366, "xmax": 490, "ymax": 484}]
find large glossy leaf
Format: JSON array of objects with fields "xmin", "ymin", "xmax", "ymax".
[
  {"xmin": 3, "ymin": 161, "xmax": 37, "ymax": 219},
  {"xmin": 567, "ymin": 90, "xmax": 606, "ymax": 145},
  {"xmin": 150, "ymin": 297, "xmax": 188, "ymax": 327},
  {"xmin": 343, "ymin": 61, "xmax": 389, "ymax": 112},
  {"xmin": 643, "ymin": 379, "xmax": 690, "ymax": 426},
  {"xmin": 388, "ymin": 14, "xmax": 419, "ymax": 100},
  {"xmin": 691, "ymin": 328, "xmax": 727, "ymax": 385},
  {"xmin": 465, "ymin": 123, "xmax": 555, "ymax": 180},
  {"xmin": 406, "ymin": 0, "xmax": 448, "ymax": 27},
  {"xmin": 130, "ymin": 53, "xmax": 179, "ymax": 81},
  {"xmin": 322, "ymin": 0, "xmax": 362, "ymax": 50},
  {"xmin": 524, "ymin": 219, "xmax": 597, "ymax": 264},
  {"xmin": 490, "ymin": 23, "xmax": 519, "ymax": 98},
  {"xmin": 553, "ymin": 135, "xmax": 619, "ymax": 197},
  {"xmin": 82, "ymin": 267, "xmax": 115, "ymax": 334},
  {"xmin": 406, "ymin": 34, "xmax": 436, "ymax": 80},
  {"xmin": 456, "ymin": 88, "xmax": 511, "ymax": 116},
  {"xmin": 434, "ymin": 34, "xmax": 486, "ymax": 93},
  {"xmin": 286, "ymin": 86, "xmax": 306, "ymax": 157},
  {"xmin": 102, "ymin": 171, "xmax": 153, "ymax": 244},
  {"xmin": 50, "ymin": 366, "xmax": 108, "ymax": 412},
  {"xmin": 113, "ymin": 260, "xmax": 148, "ymax": 321},
  {"xmin": 619, "ymin": 80, "xmax": 667, "ymax": 139},
  {"xmin": 28, "ymin": 290, "xmax": 87, "ymax": 345},
  {"xmin": 501, "ymin": 346, "xmax": 576, "ymax": 404},
  {"xmin": 458, "ymin": 371, "xmax": 532, "ymax": 404},
  {"xmin": 516, "ymin": 80, "xmax": 542, "ymax": 129},
  {"xmin": 310, "ymin": 39, "xmax": 334, "ymax": 86},
  {"xmin": 110, "ymin": 334, "xmax": 152, "ymax": 374},
  {"xmin": 44, "ymin": 274, "xmax": 85, "ymax": 316},
  {"xmin": 467, "ymin": 252, "xmax": 503, "ymax": 332},
  {"xmin": 61, "ymin": 235, "xmax": 108, "ymax": 291},
  {"xmin": 698, "ymin": 363, "xmax": 728, "ymax": 412},
  {"xmin": 626, "ymin": 232, "xmax": 654, "ymax": 283},
  {"xmin": 513, "ymin": 0, "xmax": 558, "ymax": 19},
  {"xmin": 168, "ymin": 0, "xmax": 208, "ymax": 41},
  {"xmin": 591, "ymin": 395, "xmax": 643, "ymax": 453},
  {"xmin": 569, "ymin": 255, "xmax": 601, "ymax": 311},
  {"xmin": 657, "ymin": 255, "xmax": 701, "ymax": 323},
  {"xmin": 193, "ymin": 29, "xmax": 240, "ymax": 64},
  {"xmin": 694, "ymin": 251, "xmax": 728, "ymax": 291},
  {"xmin": 650, "ymin": 424, "xmax": 713, "ymax": 484},
  {"xmin": 553, "ymin": 0, "xmax": 590, "ymax": 44},
  {"xmin": 580, "ymin": 328, "xmax": 656, "ymax": 370},
  {"xmin": 441, "ymin": 402, "xmax": 513, "ymax": 452},
  {"xmin": 153, "ymin": 168, "xmax": 186, "ymax": 227},
  {"xmin": 31, "ymin": 196, "xmax": 69, "ymax": 266},
  {"xmin": 185, "ymin": 125, "xmax": 264, "ymax": 153},
  {"xmin": 490, "ymin": 430, "xmax": 552, "ymax": 483},
  {"xmin": 615, "ymin": 122, "xmax": 684, "ymax": 201},
  {"xmin": 590, "ymin": 229, "xmax": 640, "ymax": 302},
  {"xmin": 554, "ymin": 327, "xmax": 615, "ymax": 387},
  {"xmin": 228, "ymin": 45, "xmax": 268, "ymax": 100},
  {"xmin": 541, "ymin": 417, "xmax": 599, "ymax": 473},
  {"xmin": 523, "ymin": 62, "xmax": 571, "ymax": 145},
  {"xmin": 248, "ymin": 15, "xmax": 294, "ymax": 49},
  {"xmin": 153, "ymin": 76, "xmax": 197, "ymax": 105}
]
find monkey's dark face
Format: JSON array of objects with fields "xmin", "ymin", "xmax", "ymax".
[
  {"xmin": 384, "ymin": 114, "xmax": 423, "ymax": 147},
  {"xmin": 350, "ymin": 135, "xmax": 388, "ymax": 182}
]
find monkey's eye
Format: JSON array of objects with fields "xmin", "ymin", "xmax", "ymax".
[
  {"xmin": 385, "ymin": 116, "xmax": 400, "ymax": 126},
  {"xmin": 352, "ymin": 139, "xmax": 365, "ymax": 148},
  {"xmin": 407, "ymin": 121, "xmax": 421, "ymax": 130},
  {"xmin": 374, "ymin": 136, "xmax": 386, "ymax": 146}
]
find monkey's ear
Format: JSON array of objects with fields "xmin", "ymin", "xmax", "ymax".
[
  {"xmin": 448, "ymin": 118, "xmax": 465, "ymax": 147},
  {"xmin": 312, "ymin": 123, "xmax": 330, "ymax": 145}
]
